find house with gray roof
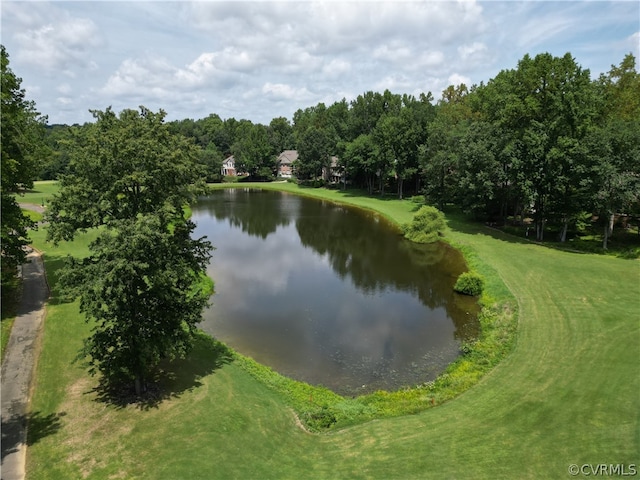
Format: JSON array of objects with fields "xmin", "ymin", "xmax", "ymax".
[{"xmin": 277, "ymin": 150, "xmax": 298, "ymax": 178}]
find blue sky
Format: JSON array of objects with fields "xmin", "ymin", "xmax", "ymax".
[{"xmin": 2, "ymin": 1, "xmax": 638, "ymax": 125}]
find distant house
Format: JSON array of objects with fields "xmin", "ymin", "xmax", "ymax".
[
  {"xmin": 277, "ymin": 150, "xmax": 298, "ymax": 178},
  {"xmin": 322, "ymin": 156, "xmax": 342, "ymax": 183},
  {"xmin": 221, "ymin": 155, "xmax": 236, "ymax": 176}
]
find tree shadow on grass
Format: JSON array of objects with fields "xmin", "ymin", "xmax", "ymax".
[
  {"xmin": 39, "ymin": 253, "xmax": 74, "ymax": 306},
  {"xmin": 317, "ymin": 186, "xmax": 413, "ymax": 203},
  {"xmin": 1, "ymin": 411, "xmax": 64, "ymax": 461},
  {"xmin": 90, "ymin": 333, "xmax": 234, "ymax": 410},
  {"xmin": 444, "ymin": 209, "xmax": 537, "ymax": 247},
  {"xmin": 446, "ymin": 211, "xmax": 640, "ymax": 258}
]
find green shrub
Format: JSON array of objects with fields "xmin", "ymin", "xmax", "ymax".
[
  {"xmin": 402, "ymin": 205, "xmax": 446, "ymax": 243},
  {"xmin": 301, "ymin": 406, "xmax": 337, "ymax": 430},
  {"xmin": 454, "ymin": 272, "xmax": 485, "ymax": 296}
]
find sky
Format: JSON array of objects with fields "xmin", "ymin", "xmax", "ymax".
[{"xmin": 2, "ymin": 1, "xmax": 639, "ymax": 126}]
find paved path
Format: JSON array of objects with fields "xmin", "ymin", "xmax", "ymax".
[
  {"xmin": 17, "ymin": 204, "xmax": 45, "ymax": 215},
  {"xmin": 1, "ymin": 249, "xmax": 48, "ymax": 480}
]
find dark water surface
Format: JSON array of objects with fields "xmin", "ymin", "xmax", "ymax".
[{"xmin": 193, "ymin": 189, "xmax": 480, "ymax": 395}]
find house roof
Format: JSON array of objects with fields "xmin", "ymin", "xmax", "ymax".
[{"xmin": 277, "ymin": 150, "xmax": 298, "ymax": 164}]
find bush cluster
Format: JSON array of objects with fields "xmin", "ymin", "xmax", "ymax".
[
  {"xmin": 454, "ymin": 272, "xmax": 485, "ymax": 296},
  {"xmin": 402, "ymin": 205, "xmax": 446, "ymax": 243}
]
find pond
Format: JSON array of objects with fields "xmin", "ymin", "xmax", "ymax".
[{"xmin": 193, "ymin": 189, "xmax": 480, "ymax": 396}]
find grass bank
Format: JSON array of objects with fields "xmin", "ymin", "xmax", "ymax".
[{"xmin": 24, "ymin": 181, "xmax": 639, "ymax": 479}]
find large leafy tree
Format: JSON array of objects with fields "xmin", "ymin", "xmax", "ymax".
[
  {"xmin": 60, "ymin": 215, "xmax": 211, "ymax": 394},
  {"xmin": 268, "ymin": 116, "xmax": 295, "ymax": 154},
  {"xmin": 588, "ymin": 54, "xmax": 640, "ymax": 248},
  {"xmin": 296, "ymin": 127, "xmax": 332, "ymax": 180},
  {"xmin": 46, "ymin": 106, "xmax": 205, "ymax": 242},
  {"xmin": 342, "ymin": 133, "xmax": 380, "ymax": 194},
  {"xmin": 483, "ymin": 53, "xmax": 595, "ymax": 240},
  {"xmin": 421, "ymin": 84, "xmax": 471, "ymax": 209},
  {"xmin": 373, "ymin": 97, "xmax": 427, "ymax": 199},
  {"xmin": 1, "ymin": 45, "xmax": 47, "ymax": 286},
  {"xmin": 48, "ymin": 106, "xmax": 212, "ymax": 395},
  {"xmin": 231, "ymin": 122, "xmax": 275, "ymax": 179},
  {"xmin": 455, "ymin": 121, "xmax": 506, "ymax": 219}
]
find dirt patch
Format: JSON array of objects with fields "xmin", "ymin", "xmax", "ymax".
[
  {"xmin": 291, "ymin": 409, "xmax": 314, "ymax": 434},
  {"xmin": 60, "ymin": 377, "xmax": 134, "ymax": 477}
]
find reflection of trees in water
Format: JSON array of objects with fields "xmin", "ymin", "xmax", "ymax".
[
  {"xmin": 198, "ymin": 190, "xmax": 479, "ymax": 341},
  {"xmin": 198, "ymin": 189, "xmax": 292, "ymax": 239},
  {"xmin": 295, "ymin": 200, "xmax": 480, "ymax": 339},
  {"xmin": 295, "ymin": 199, "xmax": 445, "ymax": 303}
]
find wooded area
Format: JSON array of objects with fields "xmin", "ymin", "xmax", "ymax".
[{"xmin": 36, "ymin": 52, "xmax": 640, "ymax": 247}]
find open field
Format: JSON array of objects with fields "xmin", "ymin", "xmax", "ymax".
[
  {"xmin": 19, "ymin": 181, "xmax": 60, "ymax": 207},
  {"xmin": 24, "ymin": 181, "xmax": 639, "ymax": 479}
]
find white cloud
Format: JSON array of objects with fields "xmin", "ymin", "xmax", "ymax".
[
  {"xmin": 458, "ymin": 42, "xmax": 487, "ymax": 60},
  {"xmin": 416, "ymin": 51, "xmax": 446, "ymax": 69},
  {"xmin": 373, "ymin": 44, "xmax": 413, "ymax": 63},
  {"xmin": 100, "ymin": 57, "xmax": 170, "ymax": 97},
  {"xmin": 374, "ymin": 74, "xmax": 412, "ymax": 92},
  {"xmin": 322, "ymin": 58, "xmax": 351, "ymax": 77},
  {"xmin": 261, "ymin": 83, "xmax": 314, "ymax": 102},
  {"xmin": 56, "ymin": 97, "xmax": 73, "ymax": 106},
  {"xmin": 448, "ymin": 73, "xmax": 471, "ymax": 87},
  {"xmin": 13, "ymin": 12, "xmax": 102, "ymax": 74},
  {"xmin": 1, "ymin": 0, "xmax": 637, "ymax": 125}
]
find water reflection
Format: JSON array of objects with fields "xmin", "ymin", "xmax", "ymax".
[
  {"xmin": 194, "ymin": 189, "xmax": 479, "ymax": 395},
  {"xmin": 196, "ymin": 188, "xmax": 293, "ymax": 239}
]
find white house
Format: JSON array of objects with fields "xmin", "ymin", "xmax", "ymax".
[{"xmin": 221, "ymin": 155, "xmax": 236, "ymax": 176}]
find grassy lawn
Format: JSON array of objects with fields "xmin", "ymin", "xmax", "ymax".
[
  {"xmin": 25, "ymin": 182, "xmax": 639, "ymax": 479},
  {"xmin": 19, "ymin": 180, "xmax": 60, "ymax": 207}
]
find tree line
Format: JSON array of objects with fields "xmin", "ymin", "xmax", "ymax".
[{"xmin": 38, "ymin": 52, "xmax": 640, "ymax": 246}]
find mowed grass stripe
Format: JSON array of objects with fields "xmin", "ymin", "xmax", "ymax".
[{"xmin": 25, "ymin": 182, "xmax": 639, "ymax": 479}]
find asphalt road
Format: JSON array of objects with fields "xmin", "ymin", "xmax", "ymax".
[{"xmin": 1, "ymin": 249, "xmax": 48, "ymax": 480}]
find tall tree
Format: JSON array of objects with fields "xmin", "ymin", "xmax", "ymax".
[
  {"xmin": 421, "ymin": 84, "xmax": 472, "ymax": 209},
  {"xmin": 46, "ymin": 106, "xmax": 205, "ymax": 242},
  {"xmin": 47, "ymin": 106, "xmax": 212, "ymax": 395},
  {"xmin": 199, "ymin": 143, "xmax": 224, "ymax": 183},
  {"xmin": 231, "ymin": 122, "xmax": 275, "ymax": 179},
  {"xmin": 588, "ymin": 54, "xmax": 640, "ymax": 248},
  {"xmin": 373, "ymin": 97, "xmax": 427, "ymax": 199},
  {"xmin": 1, "ymin": 45, "xmax": 47, "ymax": 286},
  {"xmin": 480, "ymin": 53, "xmax": 595, "ymax": 240},
  {"xmin": 59, "ymin": 214, "xmax": 212, "ymax": 394},
  {"xmin": 296, "ymin": 127, "xmax": 332, "ymax": 180},
  {"xmin": 455, "ymin": 121, "xmax": 506, "ymax": 219},
  {"xmin": 348, "ymin": 90, "xmax": 401, "ymax": 140},
  {"xmin": 342, "ymin": 133, "xmax": 380, "ymax": 194},
  {"xmin": 268, "ymin": 116, "xmax": 295, "ymax": 154}
]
